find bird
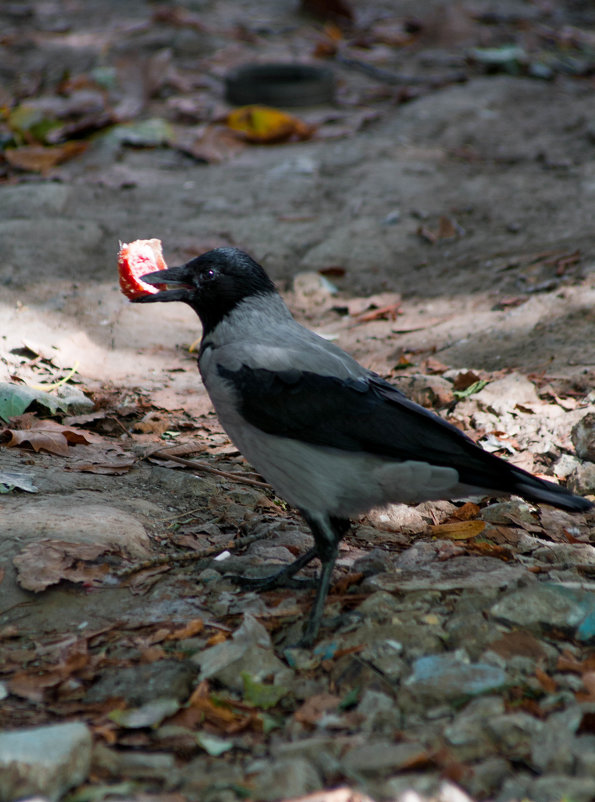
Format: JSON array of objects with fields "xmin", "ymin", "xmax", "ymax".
[{"xmin": 134, "ymin": 247, "xmax": 593, "ymax": 646}]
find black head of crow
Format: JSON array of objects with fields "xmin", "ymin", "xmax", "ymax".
[{"xmin": 134, "ymin": 247, "xmax": 593, "ymax": 646}]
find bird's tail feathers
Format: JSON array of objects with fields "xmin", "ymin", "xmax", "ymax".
[{"xmin": 512, "ymin": 474, "xmax": 592, "ymax": 513}]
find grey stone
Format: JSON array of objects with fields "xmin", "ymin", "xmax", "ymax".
[
  {"xmin": 342, "ymin": 740, "xmax": 428, "ymax": 776},
  {"xmin": 528, "ymin": 774, "xmax": 595, "ymax": 802},
  {"xmin": 472, "ymin": 373, "xmax": 540, "ymax": 416},
  {"xmin": 568, "ymin": 461, "xmax": 595, "ymax": 495},
  {"xmin": 574, "ymin": 733, "xmax": 595, "ymax": 776},
  {"xmin": 405, "ymin": 653, "xmax": 508, "ymax": 704},
  {"xmin": 444, "ymin": 696, "xmax": 505, "ymax": 761},
  {"xmin": 193, "ymin": 613, "xmax": 291, "ymax": 692},
  {"xmin": 92, "ymin": 742, "xmax": 177, "ymax": 781},
  {"xmin": 0, "ymin": 722, "xmax": 91, "ymax": 802},
  {"xmin": 247, "ymin": 757, "xmax": 321, "ymax": 802},
  {"xmin": 85, "ymin": 660, "xmax": 196, "ymax": 705},
  {"xmin": 54, "ymin": 384, "xmax": 95, "ymax": 414},
  {"xmin": 464, "ymin": 757, "xmax": 511, "ymax": 799},
  {"xmin": 491, "ymin": 583, "xmax": 595, "ymax": 642},
  {"xmin": 495, "ymin": 772, "xmax": 534, "ymax": 802},
  {"xmin": 356, "ymin": 689, "xmax": 402, "ymax": 733},
  {"xmin": 366, "ymin": 555, "xmax": 527, "ymax": 593},
  {"xmin": 530, "ymin": 706, "xmax": 582, "ymax": 773},
  {"xmin": 486, "ymin": 712, "xmax": 543, "ymax": 760},
  {"xmin": 481, "ymin": 499, "xmax": 537, "ymax": 526},
  {"xmin": 571, "ymin": 412, "xmax": 595, "ymax": 461}
]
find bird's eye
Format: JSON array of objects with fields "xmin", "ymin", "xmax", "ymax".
[{"xmin": 206, "ymin": 269, "xmax": 216, "ymax": 279}]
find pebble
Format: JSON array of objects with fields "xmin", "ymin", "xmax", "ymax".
[
  {"xmin": 85, "ymin": 659, "xmax": 197, "ymax": 705},
  {"xmin": 247, "ymin": 757, "xmax": 321, "ymax": 802},
  {"xmin": 405, "ymin": 652, "xmax": 508, "ymax": 703},
  {"xmin": 571, "ymin": 411, "xmax": 595, "ymax": 461},
  {"xmin": 568, "ymin": 461, "xmax": 595, "ymax": 495},
  {"xmin": 0, "ymin": 722, "xmax": 92, "ymax": 802},
  {"xmin": 491, "ymin": 582, "xmax": 595, "ymax": 642}
]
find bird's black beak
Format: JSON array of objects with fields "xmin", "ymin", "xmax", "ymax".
[{"xmin": 131, "ymin": 264, "xmax": 194, "ymax": 303}]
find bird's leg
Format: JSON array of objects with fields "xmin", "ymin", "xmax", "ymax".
[
  {"xmin": 228, "ymin": 545, "xmax": 320, "ymax": 591},
  {"xmin": 297, "ymin": 515, "xmax": 349, "ymax": 648}
]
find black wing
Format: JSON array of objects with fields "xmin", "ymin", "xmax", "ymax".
[
  {"xmin": 216, "ymin": 362, "xmax": 591, "ymax": 513},
  {"xmin": 218, "ymin": 364, "xmax": 506, "ymax": 487}
]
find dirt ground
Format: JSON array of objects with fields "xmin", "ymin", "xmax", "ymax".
[{"xmin": 1, "ymin": 2, "xmax": 595, "ymax": 802}]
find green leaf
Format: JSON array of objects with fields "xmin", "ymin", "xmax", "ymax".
[
  {"xmin": 453, "ymin": 379, "xmax": 489, "ymax": 400},
  {"xmin": 0, "ymin": 382, "xmax": 68, "ymax": 422},
  {"xmin": 241, "ymin": 672, "xmax": 289, "ymax": 710}
]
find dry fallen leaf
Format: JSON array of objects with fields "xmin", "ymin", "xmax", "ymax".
[
  {"xmin": 430, "ymin": 520, "xmax": 486, "ymax": 540},
  {"xmin": 2, "ymin": 417, "xmax": 94, "ymax": 456},
  {"xmin": 4, "ymin": 142, "xmax": 87, "ymax": 174},
  {"xmin": 64, "ymin": 443, "xmax": 136, "ymax": 474},
  {"xmin": 226, "ymin": 105, "xmax": 314, "ymax": 144},
  {"xmin": 13, "ymin": 539, "xmax": 112, "ymax": 592},
  {"xmin": 293, "ymin": 693, "xmax": 341, "ymax": 726}
]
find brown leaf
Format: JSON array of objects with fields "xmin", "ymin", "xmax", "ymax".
[
  {"xmin": 64, "ymin": 443, "xmax": 136, "ymax": 474},
  {"xmin": 294, "ymin": 693, "xmax": 341, "ymax": 726},
  {"xmin": 430, "ymin": 520, "xmax": 486, "ymax": 540},
  {"xmin": 535, "ymin": 666, "xmax": 557, "ymax": 693},
  {"xmin": 448, "ymin": 502, "xmax": 482, "ymax": 521},
  {"xmin": 5, "ymin": 142, "xmax": 87, "ymax": 174},
  {"xmin": 452, "ymin": 370, "xmax": 483, "ymax": 391},
  {"xmin": 2, "ymin": 418, "xmax": 94, "ymax": 456},
  {"xmin": 166, "ymin": 619, "xmax": 205, "ymax": 640},
  {"xmin": 13, "ymin": 539, "xmax": 112, "ymax": 592}
]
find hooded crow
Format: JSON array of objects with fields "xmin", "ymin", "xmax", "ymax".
[{"xmin": 134, "ymin": 247, "xmax": 593, "ymax": 645}]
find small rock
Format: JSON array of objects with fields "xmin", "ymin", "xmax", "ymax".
[
  {"xmin": 193, "ymin": 613, "xmax": 291, "ymax": 692},
  {"xmin": 0, "ymin": 722, "xmax": 91, "ymax": 802},
  {"xmin": 85, "ymin": 660, "xmax": 197, "ymax": 705},
  {"xmin": 356, "ymin": 688, "xmax": 402, "ymax": 734},
  {"xmin": 247, "ymin": 757, "xmax": 321, "ymax": 802},
  {"xmin": 491, "ymin": 583, "xmax": 595, "ymax": 643},
  {"xmin": 366, "ymin": 503, "xmax": 427, "ymax": 535},
  {"xmin": 553, "ymin": 453, "xmax": 580, "ymax": 479},
  {"xmin": 355, "ymin": 590, "xmax": 402, "ymax": 621},
  {"xmin": 351, "ymin": 548, "xmax": 393, "ymax": 576},
  {"xmin": 392, "ymin": 374, "xmax": 455, "ymax": 408},
  {"xmin": 528, "ymin": 774, "xmax": 595, "ymax": 802},
  {"xmin": 486, "ymin": 712, "xmax": 543, "ymax": 760},
  {"xmin": 481, "ymin": 499, "xmax": 537, "ymax": 526},
  {"xmin": 568, "ymin": 461, "xmax": 595, "ymax": 495},
  {"xmin": 342, "ymin": 740, "xmax": 429, "ymax": 776},
  {"xmin": 405, "ymin": 652, "xmax": 508, "ymax": 703},
  {"xmin": 54, "ymin": 384, "xmax": 95, "ymax": 414},
  {"xmin": 472, "ymin": 373, "xmax": 540, "ymax": 416},
  {"xmin": 571, "ymin": 412, "xmax": 595, "ymax": 462},
  {"xmin": 464, "ymin": 756, "xmax": 511, "ymax": 799},
  {"xmin": 92, "ymin": 742, "xmax": 177, "ymax": 780},
  {"xmin": 530, "ymin": 706, "xmax": 582, "ymax": 773},
  {"xmin": 444, "ymin": 696, "xmax": 505, "ymax": 761},
  {"xmin": 366, "ymin": 554, "xmax": 527, "ymax": 593}
]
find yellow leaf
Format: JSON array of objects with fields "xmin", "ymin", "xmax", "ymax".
[
  {"xmin": 226, "ymin": 105, "xmax": 314, "ymax": 143},
  {"xmin": 430, "ymin": 520, "xmax": 486, "ymax": 540}
]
